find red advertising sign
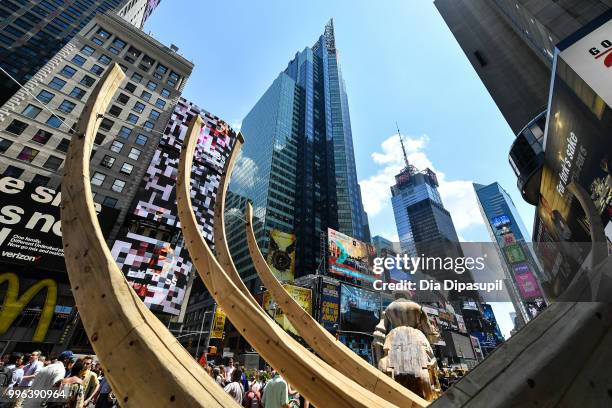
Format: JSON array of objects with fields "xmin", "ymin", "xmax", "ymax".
[{"xmin": 514, "ymin": 271, "xmax": 543, "ymax": 299}]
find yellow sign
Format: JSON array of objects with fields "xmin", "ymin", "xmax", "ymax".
[
  {"xmin": 262, "ymin": 284, "xmax": 312, "ymax": 336},
  {"xmin": 210, "ymin": 306, "xmax": 226, "ymax": 339},
  {"xmin": 0, "ymin": 272, "xmax": 57, "ymax": 342},
  {"xmin": 266, "ymin": 229, "xmax": 296, "ymax": 282}
]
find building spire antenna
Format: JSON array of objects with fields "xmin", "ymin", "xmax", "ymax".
[{"xmin": 396, "ymin": 122, "xmax": 409, "ymax": 168}]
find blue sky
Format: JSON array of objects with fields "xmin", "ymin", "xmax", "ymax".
[{"xmin": 145, "ymin": 0, "xmax": 528, "ymax": 336}]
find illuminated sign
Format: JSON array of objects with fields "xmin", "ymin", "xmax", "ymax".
[
  {"xmin": 266, "ymin": 229, "xmax": 296, "ymax": 282},
  {"xmin": 0, "ymin": 177, "xmax": 118, "ymax": 271},
  {"xmin": 0, "ymin": 272, "xmax": 57, "ymax": 342},
  {"xmin": 113, "ymin": 99, "xmax": 238, "ymax": 315},
  {"xmin": 318, "ymin": 282, "xmax": 340, "ymax": 335},
  {"xmin": 491, "ymin": 215, "xmax": 511, "ymax": 228},
  {"xmin": 327, "ymin": 228, "xmax": 376, "ymax": 282},
  {"xmin": 503, "ymin": 244, "xmax": 526, "ymax": 264},
  {"xmin": 210, "ymin": 307, "xmax": 226, "ymax": 339},
  {"xmin": 560, "ymin": 16, "xmax": 612, "ymax": 107},
  {"xmin": 514, "ymin": 272, "xmax": 543, "ymax": 300},
  {"xmin": 262, "ymin": 284, "xmax": 312, "ymax": 336}
]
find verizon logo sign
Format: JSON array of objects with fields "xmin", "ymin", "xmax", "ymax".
[{"xmin": 1, "ymin": 251, "xmax": 38, "ymax": 262}]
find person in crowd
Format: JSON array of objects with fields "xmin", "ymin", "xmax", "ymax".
[
  {"xmin": 22, "ymin": 350, "xmax": 75, "ymax": 408},
  {"xmin": 94, "ymin": 368, "xmax": 115, "ymax": 408},
  {"xmin": 261, "ymin": 370, "xmax": 291, "ymax": 408},
  {"xmin": 38, "ymin": 356, "xmax": 46, "ymax": 367},
  {"xmin": 223, "ymin": 367, "xmax": 244, "ymax": 404},
  {"xmin": 5, "ymin": 352, "xmax": 24, "ymax": 389},
  {"xmin": 240, "ymin": 365, "xmax": 248, "ymax": 395},
  {"xmin": 243, "ymin": 379, "xmax": 263, "ymax": 408},
  {"xmin": 224, "ymin": 359, "xmax": 235, "ymax": 383},
  {"xmin": 80, "ymin": 356, "xmax": 100, "ymax": 407},
  {"xmin": 287, "ymin": 383, "xmax": 301, "ymax": 408},
  {"xmin": 249, "ymin": 371, "xmax": 263, "ymax": 394},
  {"xmin": 1, "ymin": 354, "xmax": 10, "ymax": 367},
  {"xmin": 213, "ymin": 367, "xmax": 225, "ymax": 387},
  {"xmin": 18, "ymin": 350, "xmax": 42, "ymax": 387},
  {"xmin": 62, "ymin": 359, "xmax": 85, "ymax": 408}
]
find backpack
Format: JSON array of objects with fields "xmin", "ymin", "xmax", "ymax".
[{"xmin": 0, "ymin": 365, "xmax": 14, "ymax": 387}]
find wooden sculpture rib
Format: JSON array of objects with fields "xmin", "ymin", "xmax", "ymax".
[
  {"xmin": 211, "ymin": 133, "xmax": 259, "ymax": 304},
  {"xmin": 60, "ymin": 64, "xmax": 241, "ymax": 408},
  {"xmin": 176, "ymin": 116, "xmax": 400, "ymax": 408},
  {"xmin": 208, "ymin": 134, "xmax": 411, "ymax": 406},
  {"xmin": 244, "ymin": 203, "xmax": 429, "ymax": 408}
]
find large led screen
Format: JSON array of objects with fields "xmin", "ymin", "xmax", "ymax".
[
  {"xmin": 339, "ymin": 284, "xmax": 381, "ymax": 332},
  {"xmin": 112, "ymin": 99, "xmax": 237, "ymax": 315},
  {"xmin": 327, "ymin": 228, "xmax": 376, "ymax": 282}
]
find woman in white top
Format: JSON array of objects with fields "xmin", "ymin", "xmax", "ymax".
[{"xmin": 223, "ymin": 367, "xmax": 244, "ymax": 404}]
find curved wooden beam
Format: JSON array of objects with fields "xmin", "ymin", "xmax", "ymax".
[
  {"xmin": 60, "ymin": 64, "xmax": 240, "ymax": 408},
  {"xmin": 244, "ymin": 203, "xmax": 429, "ymax": 408},
  {"xmin": 211, "ymin": 133, "xmax": 257, "ymax": 302},
  {"xmin": 176, "ymin": 115, "xmax": 399, "ymax": 408}
]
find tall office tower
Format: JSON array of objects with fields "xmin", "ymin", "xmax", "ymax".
[
  {"xmin": 0, "ymin": 0, "xmax": 161, "ymax": 105},
  {"xmin": 434, "ymin": 0, "xmax": 610, "ymax": 134},
  {"xmin": 0, "ymin": 12, "xmax": 192, "ymax": 239},
  {"xmin": 390, "ymin": 135, "xmax": 459, "ymax": 257},
  {"xmin": 474, "ymin": 182, "xmax": 547, "ymax": 324},
  {"xmin": 229, "ymin": 19, "xmax": 370, "ymax": 282}
]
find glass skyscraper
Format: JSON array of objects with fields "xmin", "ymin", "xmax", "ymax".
[
  {"xmin": 391, "ymin": 163, "xmax": 459, "ymax": 256},
  {"xmin": 229, "ymin": 19, "xmax": 370, "ymax": 281},
  {"xmin": 0, "ymin": 0, "xmax": 160, "ymax": 105},
  {"xmin": 474, "ymin": 182, "xmax": 547, "ymax": 325}
]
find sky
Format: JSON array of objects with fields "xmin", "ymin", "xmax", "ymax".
[{"xmin": 144, "ymin": 0, "xmax": 529, "ymax": 337}]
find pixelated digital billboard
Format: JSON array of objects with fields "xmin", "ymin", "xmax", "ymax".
[
  {"xmin": 112, "ymin": 99, "xmax": 238, "ymax": 315},
  {"xmin": 327, "ymin": 228, "xmax": 376, "ymax": 282}
]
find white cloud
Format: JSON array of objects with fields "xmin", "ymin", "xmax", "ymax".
[{"xmin": 360, "ymin": 133, "xmax": 484, "ymax": 238}]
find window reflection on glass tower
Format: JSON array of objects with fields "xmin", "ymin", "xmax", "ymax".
[{"xmin": 228, "ymin": 19, "xmax": 370, "ymax": 284}]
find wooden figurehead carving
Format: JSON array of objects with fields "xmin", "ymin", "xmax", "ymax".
[{"xmin": 374, "ymin": 299, "xmax": 441, "ymax": 401}]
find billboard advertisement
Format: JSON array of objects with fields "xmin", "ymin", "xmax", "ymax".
[
  {"xmin": 514, "ymin": 272, "xmax": 543, "ymax": 300},
  {"xmin": 470, "ymin": 331, "xmax": 498, "ymax": 349},
  {"xmin": 0, "ymin": 177, "xmax": 118, "ymax": 272},
  {"xmin": 491, "ymin": 215, "xmax": 511, "ymax": 228},
  {"xmin": 536, "ymin": 31, "xmax": 612, "ymax": 247},
  {"xmin": 262, "ymin": 284, "xmax": 312, "ymax": 336},
  {"xmin": 327, "ymin": 228, "xmax": 376, "ymax": 282},
  {"xmin": 503, "ymin": 244, "xmax": 526, "ymax": 264},
  {"xmin": 481, "ymin": 303, "xmax": 504, "ymax": 344},
  {"xmin": 339, "ymin": 284, "xmax": 381, "ymax": 332},
  {"xmin": 470, "ymin": 335, "xmax": 484, "ymax": 361},
  {"xmin": 318, "ymin": 281, "xmax": 340, "ymax": 335},
  {"xmin": 266, "ymin": 229, "xmax": 296, "ymax": 282},
  {"xmin": 210, "ymin": 307, "xmax": 226, "ymax": 339},
  {"xmin": 456, "ymin": 314, "xmax": 467, "ymax": 334},
  {"xmin": 111, "ymin": 233, "xmax": 192, "ymax": 315}
]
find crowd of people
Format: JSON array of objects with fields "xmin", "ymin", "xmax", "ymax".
[
  {"xmin": 0, "ymin": 350, "xmax": 115, "ymax": 408},
  {"xmin": 0, "ymin": 351, "xmax": 308, "ymax": 408},
  {"xmin": 205, "ymin": 357, "xmax": 308, "ymax": 408}
]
